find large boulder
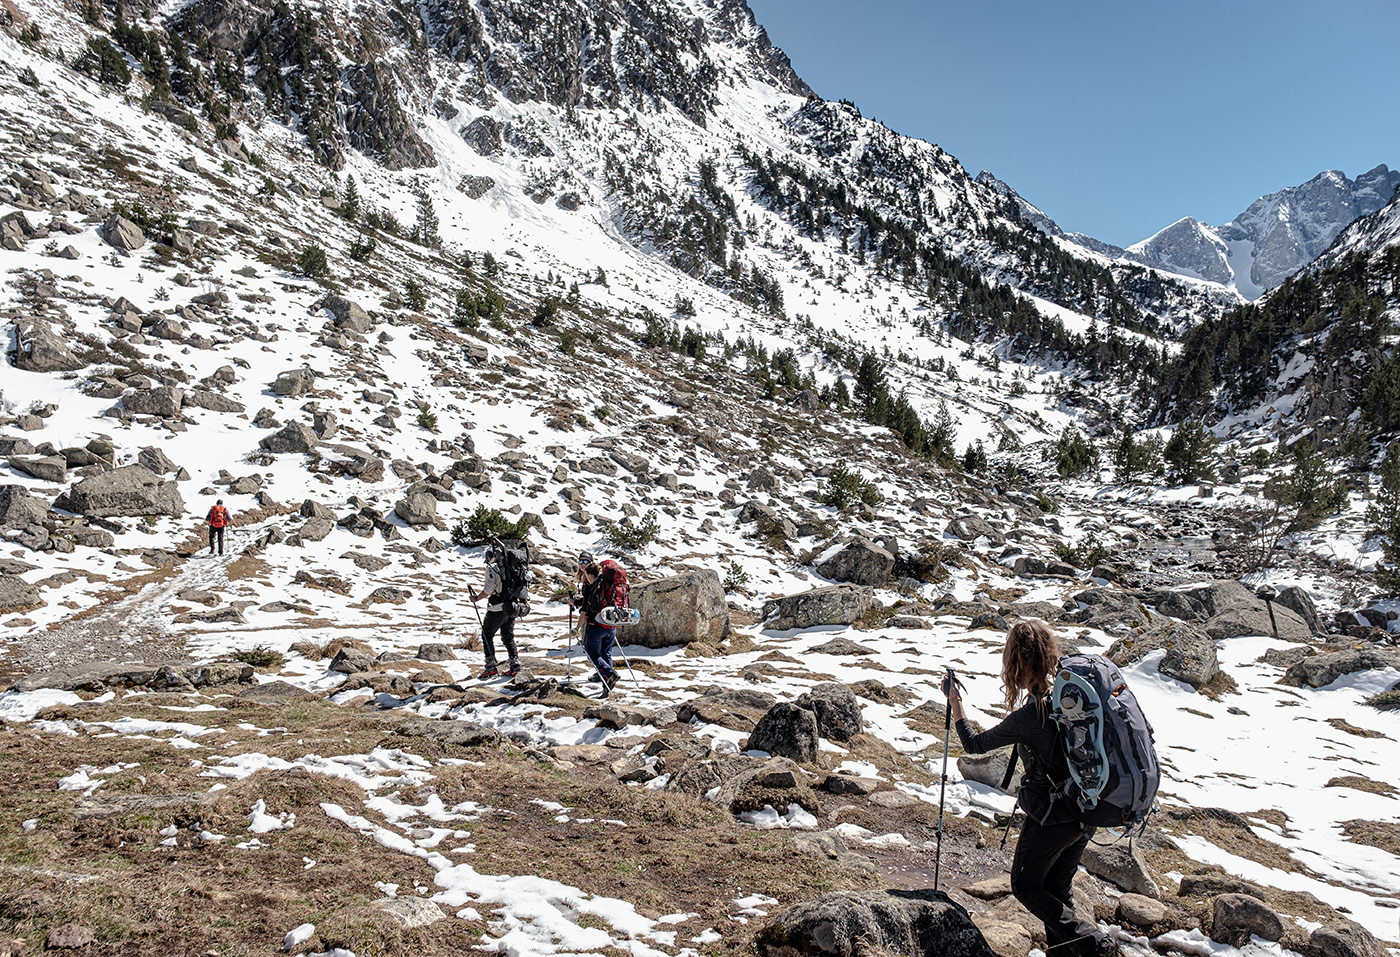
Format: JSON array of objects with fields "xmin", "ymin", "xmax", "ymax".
[
  {"xmin": 13, "ymin": 319, "xmax": 84, "ymax": 373},
  {"xmin": 958, "ymin": 749, "xmax": 1021, "ymax": 793},
  {"xmin": 322, "ymin": 295, "xmax": 372, "ymax": 333},
  {"xmin": 947, "ymin": 515, "xmax": 1005, "ymax": 545},
  {"xmin": 763, "ymin": 584, "xmax": 877, "ymax": 631},
  {"xmin": 394, "ymin": 492, "xmax": 437, "ymax": 526},
  {"xmin": 9, "ymin": 456, "xmax": 67, "ymax": 484},
  {"xmin": 1069, "ymin": 587, "xmax": 1154, "ymax": 637},
  {"xmin": 817, "ymin": 537, "xmax": 895, "ymax": 587},
  {"xmin": 1204, "ymin": 603, "xmax": 1311, "ymax": 641},
  {"xmin": 1107, "ymin": 620, "xmax": 1219, "ymax": 689},
  {"xmin": 748, "ymin": 703, "xmax": 819, "ymax": 762},
  {"xmin": 259, "ymin": 422, "xmax": 320, "ymax": 454},
  {"xmin": 626, "ymin": 570, "xmax": 730, "ymax": 649},
  {"xmin": 1275, "ymin": 586, "xmax": 1323, "ymax": 636},
  {"xmin": 100, "ymin": 213, "xmax": 145, "ymax": 252},
  {"xmin": 1211, "ymin": 893, "xmax": 1283, "ymax": 946},
  {"xmin": 0, "ymin": 486, "xmax": 49, "ymax": 527},
  {"xmin": 0, "ymin": 575, "xmax": 43, "ymax": 613},
  {"xmin": 1306, "ymin": 921, "xmax": 1381, "ymax": 957},
  {"xmin": 123, "ymin": 385, "xmax": 183, "ymax": 417},
  {"xmin": 137, "ymin": 447, "xmax": 180, "ymax": 475},
  {"xmin": 755, "ymin": 889, "xmax": 996, "ymax": 957},
  {"xmin": 183, "ymin": 389, "xmax": 245, "ymax": 413},
  {"xmin": 272, "ymin": 367, "xmax": 316, "ymax": 397},
  {"xmin": 1082, "ymin": 839, "xmax": 1159, "ymax": 899},
  {"xmin": 1280, "ymin": 650, "xmax": 1400, "ymax": 688},
  {"xmin": 1180, "ymin": 580, "xmax": 1256, "ymax": 617},
  {"xmin": 794, "ymin": 683, "xmax": 863, "ymax": 741},
  {"xmin": 54, "ymin": 465, "xmax": 184, "ymax": 518}
]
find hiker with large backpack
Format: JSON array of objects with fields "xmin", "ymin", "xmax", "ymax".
[
  {"xmin": 469, "ymin": 546, "xmax": 528, "ymax": 679},
  {"xmin": 577, "ymin": 558, "xmax": 629, "ymax": 695},
  {"xmin": 947, "ymin": 620, "xmax": 1156, "ymax": 957},
  {"xmin": 205, "ymin": 499, "xmax": 231, "ymax": 556}
]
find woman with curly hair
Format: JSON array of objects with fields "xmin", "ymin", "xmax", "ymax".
[{"xmin": 946, "ymin": 620, "xmax": 1117, "ymax": 957}]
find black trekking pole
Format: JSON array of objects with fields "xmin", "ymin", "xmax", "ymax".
[
  {"xmin": 565, "ymin": 603, "xmax": 575, "ymax": 684},
  {"xmin": 467, "ymin": 585, "xmax": 485, "ymax": 648},
  {"xmin": 934, "ymin": 667, "xmax": 965, "ymax": 892}
]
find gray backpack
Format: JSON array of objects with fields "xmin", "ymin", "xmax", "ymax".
[{"xmin": 1051, "ymin": 653, "xmax": 1160, "ymax": 828}]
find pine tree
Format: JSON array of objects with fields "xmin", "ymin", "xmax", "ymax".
[
  {"xmin": 411, "ymin": 186, "xmax": 439, "ymax": 247},
  {"xmin": 1163, "ymin": 420, "xmax": 1217, "ymax": 484},
  {"xmin": 341, "ymin": 175, "xmax": 360, "ymax": 222},
  {"xmin": 1265, "ymin": 439, "xmax": 1349, "ymax": 533},
  {"xmin": 1055, "ymin": 427, "xmax": 1097, "ymax": 479},
  {"xmin": 1368, "ymin": 442, "xmax": 1400, "ymax": 590}
]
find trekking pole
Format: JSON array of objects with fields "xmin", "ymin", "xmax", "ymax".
[
  {"xmin": 468, "ymin": 585, "xmax": 485, "ymax": 637},
  {"xmin": 934, "ymin": 667, "xmax": 964, "ymax": 892},
  {"xmin": 565, "ymin": 603, "xmax": 574, "ymax": 684},
  {"xmin": 613, "ymin": 629, "xmax": 640, "ymax": 683}
]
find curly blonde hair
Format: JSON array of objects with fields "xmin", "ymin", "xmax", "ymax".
[{"xmin": 1001, "ymin": 620, "xmax": 1060, "ymax": 710}]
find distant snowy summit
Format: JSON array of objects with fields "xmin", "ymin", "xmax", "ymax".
[{"xmin": 980, "ymin": 165, "xmax": 1400, "ymax": 300}]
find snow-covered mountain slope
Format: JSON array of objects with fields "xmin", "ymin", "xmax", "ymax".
[
  {"xmin": 1, "ymin": 0, "xmax": 1400, "ymax": 952},
  {"xmin": 1316, "ymin": 185, "xmax": 1400, "ymax": 266},
  {"xmin": 1127, "ymin": 166, "xmax": 1400, "ymax": 300}
]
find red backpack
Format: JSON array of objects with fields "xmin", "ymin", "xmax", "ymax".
[
  {"xmin": 596, "ymin": 560, "xmax": 629, "ymax": 614},
  {"xmin": 209, "ymin": 505, "xmax": 229, "ymax": 528}
]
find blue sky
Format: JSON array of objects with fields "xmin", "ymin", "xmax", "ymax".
[{"xmin": 745, "ymin": 0, "xmax": 1400, "ymax": 248}]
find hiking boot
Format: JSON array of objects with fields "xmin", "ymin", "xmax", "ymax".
[
  {"xmin": 504, "ymin": 662, "xmax": 520, "ymax": 677},
  {"xmin": 477, "ymin": 666, "xmax": 499, "ymax": 680},
  {"xmin": 602, "ymin": 673, "xmax": 618, "ymax": 692}
]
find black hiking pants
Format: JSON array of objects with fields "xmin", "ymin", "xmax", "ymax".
[
  {"xmin": 208, "ymin": 526, "xmax": 225, "ymax": 555},
  {"xmin": 1011, "ymin": 818, "xmax": 1106, "ymax": 956},
  {"xmin": 480, "ymin": 609, "xmax": 519, "ymax": 670}
]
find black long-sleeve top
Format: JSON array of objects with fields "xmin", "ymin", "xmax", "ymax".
[{"xmin": 955, "ymin": 698, "xmax": 1079, "ymax": 825}]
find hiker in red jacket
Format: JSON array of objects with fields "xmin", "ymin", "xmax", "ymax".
[{"xmin": 206, "ymin": 499, "xmax": 230, "ymax": 556}]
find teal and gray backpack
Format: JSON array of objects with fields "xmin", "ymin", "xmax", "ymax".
[{"xmin": 1051, "ymin": 653, "xmax": 1160, "ymax": 829}]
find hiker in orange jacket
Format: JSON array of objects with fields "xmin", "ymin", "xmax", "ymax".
[{"xmin": 206, "ymin": 499, "xmax": 230, "ymax": 556}]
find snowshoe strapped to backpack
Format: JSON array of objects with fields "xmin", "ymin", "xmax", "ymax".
[
  {"xmin": 1051, "ymin": 653, "xmax": 1159, "ymax": 829},
  {"xmin": 494, "ymin": 540, "xmax": 535, "ymax": 617}
]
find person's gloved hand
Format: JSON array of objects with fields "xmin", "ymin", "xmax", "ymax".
[{"xmin": 941, "ymin": 672, "xmax": 961, "ymax": 700}]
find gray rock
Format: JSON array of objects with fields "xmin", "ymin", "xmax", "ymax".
[
  {"xmin": 272, "ymin": 367, "xmax": 316, "ymax": 397},
  {"xmin": 1212, "ymin": 893, "xmax": 1284, "ymax": 946},
  {"xmin": 54, "ymin": 464, "xmax": 184, "ymax": 517},
  {"xmin": 947, "ymin": 514, "xmax": 1005, "ymax": 544},
  {"xmin": 416, "ymin": 643, "xmax": 455, "ymax": 662},
  {"xmin": 1204, "ymin": 603, "xmax": 1312, "ymax": 641},
  {"xmin": 13, "ymin": 318, "xmax": 84, "ymax": 372},
  {"xmin": 958, "ymin": 748, "xmax": 1021, "ymax": 793},
  {"xmin": 394, "ymin": 492, "xmax": 438, "ymax": 526},
  {"xmin": 297, "ymin": 517, "xmax": 334, "ymax": 543},
  {"xmin": 1107, "ymin": 620, "xmax": 1219, "ymax": 689},
  {"xmin": 754, "ymin": 888, "xmax": 995, "ymax": 957},
  {"xmin": 0, "ymin": 485, "xmax": 49, "ymax": 527},
  {"xmin": 584, "ymin": 703, "xmax": 649, "ymax": 730},
  {"xmin": 817, "ymin": 537, "xmax": 895, "ymax": 587},
  {"xmin": 1117, "ymin": 894, "xmax": 1172, "ymax": 933},
  {"xmin": 763, "ymin": 584, "xmax": 877, "ymax": 631},
  {"xmin": 1275, "ymin": 585, "xmax": 1323, "ymax": 635},
  {"xmin": 329, "ymin": 648, "xmax": 375, "ymax": 674},
  {"xmin": 124, "ymin": 386, "xmax": 183, "ymax": 417},
  {"xmin": 1280, "ymin": 649, "xmax": 1400, "ymax": 688},
  {"xmin": 148, "ymin": 317, "xmax": 186, "ymax": 341},
  {"xmin": 1012, "ymin": 556, "xmax": 1078, "ymax": 578},
  {"xmin": 1082, "ymin": 839, "xmax": 1159, "ymax": 899},
  {"xmin": 322, "ymin": 295, "xmax": 372, "ymax": 333},
  {"xmin": 794, "ymin": 682, "xmax": 863, "ymax": 741},
  {"xmin": 100, "ymin": 213, "xmax": 145, "ymax": 251},
  {"xmin": 9, "ymin": 455, "xmax": 66, "ymax": 483},
  {"xmin": 0, "ymin": 575, "xmax": 43, "ymax": 612},
  {"xmin": 626, "ymin": 569, "xmax": 730, "ymax": 649},
  {"xmin": 0, "ymin": 438, "xmax": 37, "ymax": 456},
  {"xmin": 137, "ymin": 447, "xmax": 180, "ymax": 475},
  {"xmin": 462, "ymin": 115, "xmax": 503, "ymax": 155},
  {"xmin": 367, "ymin": 586, "xmax": 412, "ymax": 604},
  {"xmin": 184, "ymin": 661, "xmax": 254, "ymax": 686},
  {"xmin": 808, "ymin": 637, "xmax": 875, "ymax": 656},
  {"xmin": 259, "ymin": 422, "xmax": 320, "ymax": 454},
  {"xmin": 1180, "ymin": 580, "xmax": 1256, "ymax": 617},
  {"xmin": 1306, "ymin": 921, "xmax": 1381, "ymax": 957},
  {"xmin": 182, "ymin": 389, "xmax": 245, "ymax": 413},
  {"xmin": 748, "ymin": 702, "xmax": 820, "ymax": 762}
]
